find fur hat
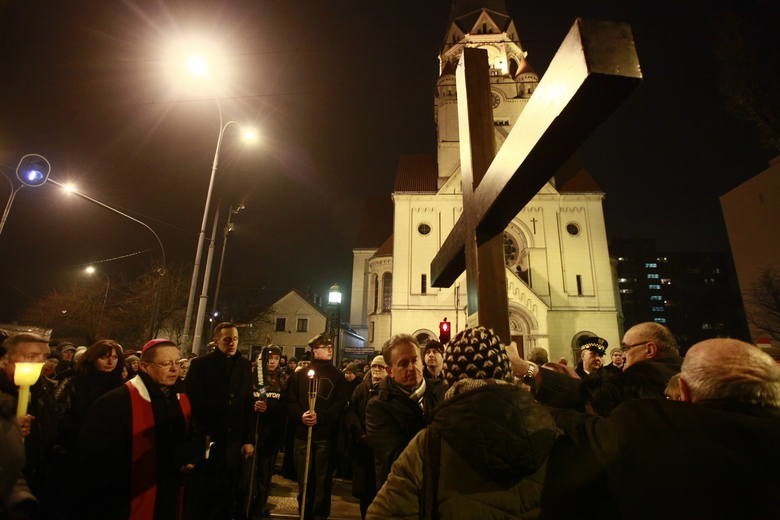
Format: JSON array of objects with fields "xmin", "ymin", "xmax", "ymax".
[
  {"xmin": 344, "ymin": 362, "xmax": 362, "ymax": 375},
  {"xmin": 443, "ymin": 326, "xmax": 514, "ymax": 385},
  {"xmin": 577, "ymin": 335, "xmax": 608, "ymax": 355}
]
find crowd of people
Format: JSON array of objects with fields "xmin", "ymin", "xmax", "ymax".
[{"xmin": 0, "ymin": 319, "xmax": 778, "ymax": 519}]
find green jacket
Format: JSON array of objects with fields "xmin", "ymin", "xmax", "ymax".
[{"xmin": 368, "ymin": 380, "xmax": 558, "ymax": 519}]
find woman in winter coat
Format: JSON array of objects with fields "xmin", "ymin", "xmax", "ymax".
[
  {"xmin": 367, "ymin": 327, "xmax": 559, "ymax": 520},
  {"xmin": 55, "ymin": 339, "xmax": 125, "ymax": 450}
]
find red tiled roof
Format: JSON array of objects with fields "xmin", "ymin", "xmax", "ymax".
[
  {"xmin": 371, "ymin": 235, "xmax": 393, "ymax": 259},
  {"xmin": 556, "ymin": 166, "xmax": 603, "ymax": 193},
  {"xmin": 394, "ymin": 154, "xmax": 438, "ymax": 192}
]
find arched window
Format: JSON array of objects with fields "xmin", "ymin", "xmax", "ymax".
[
  {"xmin": 382, "ymin": 272, "xmax": 392, "ymax": 312},
  {"xmin": 503, "ymin": 232, "xmax": 530, "ymax": 285},
  {"xmin": 509, "ymin": 58, "xmax": 519, "ymax": 77}
]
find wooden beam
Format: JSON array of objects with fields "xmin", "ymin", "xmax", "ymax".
[{"xmin": 431, "ymin": 18, "xmax": 642, "ymax": 288}]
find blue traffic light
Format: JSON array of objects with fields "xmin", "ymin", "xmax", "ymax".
[{"xmin": 16, "ymin": 154, "xmax": 51, "ymax": 187}]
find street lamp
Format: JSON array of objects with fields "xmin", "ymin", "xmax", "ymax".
[
  {"xmin": 0, "ymin": 154, "xmax": 52, "ymax": 237},
  {"xmin": 176, "ymin": 45, "xmax": 258, "ymax": 354},
  {"xmin": 84, "ymin": 265, "xmax": 111, "ymax": 334},
  {"xmin": 328, "ymin": 284, "xmax": 343, "ymax": 365},
  {"xmin": 47, "ymin": 179, "xmax": 167, "ymax": 336}
]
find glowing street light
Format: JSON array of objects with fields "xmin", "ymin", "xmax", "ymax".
[{"xmin": 328, "ymin": 284, "xmax": 343, "ymax": 365}]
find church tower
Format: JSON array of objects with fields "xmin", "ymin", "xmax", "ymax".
[
  {"xmin": 435, "ymin": 1, "xmax": 539, "ymax": 186},
  {"xmin": 350, "ymin": 2, "xmax": 620, "ymax": 363}
]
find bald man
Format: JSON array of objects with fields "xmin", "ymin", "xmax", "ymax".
[
  {"xmin": 521, "ymin": 322, "xmax": 682, "ymax": 415},
  {"xmin": 542, "ymin": 338, "xmax": 780, "ymax": 519}
]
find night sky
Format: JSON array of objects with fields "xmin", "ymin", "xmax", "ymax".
[{"xmin": 0, "ymin": 0, "xmax": 773, "ymax": 322}]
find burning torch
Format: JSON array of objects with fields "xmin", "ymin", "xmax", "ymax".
[{"xmin": 300, "ymin": 368, "xmax": 319, "ymax": 520}]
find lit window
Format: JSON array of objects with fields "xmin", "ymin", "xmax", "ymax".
[
  {"xmin": 618, "ymin": 278, "xmax": 628, "ymax": 283},
  {"xmin": 657, "ymin": 257, "xmax": 668, "ymax": 262},
  {"xmin": 702, "ymin": 323, "xmax": 712, "ymax": 330},
  {"xmin": 652, "ymin": 306, "xmax": 665, "ymax": 312},
  {"xmin": 650, "ymin": 295, "xmax": 663, "ymax": 301},
  {"xmin": 654, "ymin": 317, "xmax": 667, "ymax": 323},
  {"xmin": 648, "ymin": 284, "xmax": 661, "ymax": 290},
  {"xmin": 619, "ymin": 288, "xmax": 632, "ymax": 294},
  {"xmin": 647, "ymin": 274, "xmax": 659, "ymax": 279},
  {"xmin": 618, "ymin": 257, "xmax": 627, "ymax": 262},
  {"xmin": 661, "ymin": 278, "xmax": 672, "ymax": 285},
  {"xmin": 644, "ymin": 262, "xmax": 657, "ymax": 268}
]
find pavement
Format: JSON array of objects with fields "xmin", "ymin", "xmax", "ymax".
[{"xmin": 266, "ymin": 474, "xmax": 361, "ymax": 519}]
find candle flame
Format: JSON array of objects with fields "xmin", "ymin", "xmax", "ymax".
[{"xmin": 307, "ymin": 369, "xmax": 315, "ymax": 378}]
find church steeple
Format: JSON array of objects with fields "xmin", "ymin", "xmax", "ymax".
[{"xmin": 434, "ymin": 1, "xmax": 539, "ymax": 186}]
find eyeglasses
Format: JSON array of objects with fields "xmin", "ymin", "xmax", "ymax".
[
  {"xmin": 147, "ymin": 360, "xmax": 179, "ymax": 369},
  {"xmin": 620, "ymin": 341, "xmax": 649, "ymax": 352}
]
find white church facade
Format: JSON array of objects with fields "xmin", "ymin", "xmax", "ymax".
[{"xmin": 349, "ymin": 3, "xmax": 621, "ymax": 363}]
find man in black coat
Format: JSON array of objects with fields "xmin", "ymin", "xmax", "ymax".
[
  {"xmin": 528, "ymin": 322, "xmax": 681, "ymax": 416},
  {"xmin": 78, "ymin": 339, "xmax": 201, "ymax": 519},
  {"xmin": 541, "ymin": 338, "xmax": 780, "ymax": 519},
  {"xmin": 186, "ymin": 322, "xmax": 255, "ymax": 519},
  {"xmin": 286, "ymin": 333, "xmax": 348, "ymax": 520},
  {"xmin": 365, "ymin": 334, "xmax": 444, "ymax": 491}
]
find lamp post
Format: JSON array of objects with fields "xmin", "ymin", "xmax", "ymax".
[
  {"xmin": 211, "ymin": 203, "xmax": 245, "ymax": 317},
  {"xmin": 0, "ymin": 154, "xmax": 52, "ymax": 237},
  {"xmin": 48, "ymin": 179, "xmax": 167, "ymax": 336},
  {"xmin": 328, "ymin": 284, "xmax": 342, "ymax": 365},
  {"xmin": 84, "ymin": 265, "xmax": 111, "ymax": 334},
  {"xmin": 181, "ymin": 105, "xmax": 257, "ymax": 354}
]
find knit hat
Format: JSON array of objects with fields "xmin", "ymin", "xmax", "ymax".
[
  {"xmin": 370, "ymin": 355, "xmax": 387, "ymax": 367},
  {"xmin": 577, "ymin": 335, "xmax": 608, "ymax": 355},
  {"xmin": 422, "ymin": 340, "xmax": 444, "ymax": 355},
  {"xmin": 125, "ymin": 355, "xmax": 140, "ymax": 364},
  {"xmin": 443, "ymin": 326, "xmax": 514, "ymax": 385}
]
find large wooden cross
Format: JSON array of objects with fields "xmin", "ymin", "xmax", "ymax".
[{"xmin": 431, "ymin": 18, "xmax": 642, "ymax": 343}]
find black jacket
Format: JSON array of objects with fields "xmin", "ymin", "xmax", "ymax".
[
  {"xmin": 365, "ymin": 377, "xmax": 444, "ymax": 490},
  {"xmin": 536, "ymin": 355, "xmax": 681, "ymax": 416},
  {"xmin": 345, "ymin": 377, "xmax": 382, "ymax": 498},
  {"xmin": 286, "ymin": 359, "xmax": 348, "ymax": 441},
  {"xmin": 185, "ymin": 349, "xmax": 254, "ymax": 468},
  {"xmin": 253, "ymin": 367, "xmax": 287, "ymax": 452},
  {"xmin": 55, "ymin": 371, "xmax": 124, "ymax": 450},
  {"xmin": 543, "ymin": 399, "xmax": 780, "ymax": 519}
]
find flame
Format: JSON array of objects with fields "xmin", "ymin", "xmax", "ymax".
[{"xmin": 307, "ymin": 369, "xmax": 315, "ymax": 378}]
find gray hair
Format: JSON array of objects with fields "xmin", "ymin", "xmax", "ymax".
[
  {"xmin": 681, "ymin": 339, "xmax": 780, "ymax": 408},
  {"xmin": 381, "ymin": 333, "xmax": 419, "ymax": 366}
]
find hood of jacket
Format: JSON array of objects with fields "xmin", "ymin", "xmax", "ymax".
[{"xmin": 429, "ymin": 381, "xmax": 558, "ymax": 484}]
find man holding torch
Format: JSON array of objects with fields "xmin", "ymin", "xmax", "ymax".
[{"xmin": 286, "ymin": 333, "xmax": 348, "ymax": 520}]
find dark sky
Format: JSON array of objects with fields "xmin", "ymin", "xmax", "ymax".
[{"xmin": 0, "ymin": 0, "xmax": 773, "ymax": 321}]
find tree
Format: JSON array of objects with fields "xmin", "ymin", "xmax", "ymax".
[
  {"xmin": 746, "ymin": 269, "xmax": 780, "ymax": 341},
  {"xmin": 713, "ymin": 1, "xmax": 780, "ymax": 151}
]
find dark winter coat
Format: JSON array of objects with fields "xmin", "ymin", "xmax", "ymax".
[
  {"xmin": 254, "ymin": 368, "xmax": 287, "ymax": 452},
  {"xmin": 543, "ymin": 398, "xmax": 780, "ymax": 519},
  {"xmin": 55, "ymin": 371, "xmax": 124, "ymax": 450},
  {"xmin": 365, "ymin": 377, "xmax": 444, "ymax": 490},
  {"xmin": 536, "ymin": 355, "xmax": 681, "ymax": 416},
  {"xmin": 0, "ymin": 371, "xmax": 60, "ymax": 501},
  {"xmin": 286, "ymin": 359, "xmax": 348, "ymax": 441},
  {"xmin": 345, "ymin": 377, "xmax": 382, "ymax": 499},
  {"xmin": 368, "ymin": 381, "xmax": 558, "ymax": 519},
  {"xmin": 185, "ymin": 348, "xmax": 254, "ymax": 469}
]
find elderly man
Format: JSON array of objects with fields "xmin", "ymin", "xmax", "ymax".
[
  {"xmin": 527, "ymin": 322, "xmax": 681, "ymax": 415},
  {"xmin": 0, "ymin": 333, "xmax": 60, "ymax": 516},
  {"xmin": 186, "ymin": 322, "xmax": 255, "ymax": 519},
  {"xmin": 366, "ymin": 334, "xmax": 444, "ymax": 491},
  {"xmin": 542, "ymin": 338, "xmax": 780, "ymax": 518},
  {"xmin": 79, "ymin": 339, "xmax": 201, "ymax": 519}
]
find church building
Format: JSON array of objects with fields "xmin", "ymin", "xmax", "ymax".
[{"xmin": 349, "ymin": 1, "xmax": 621, "ymax": 362}]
